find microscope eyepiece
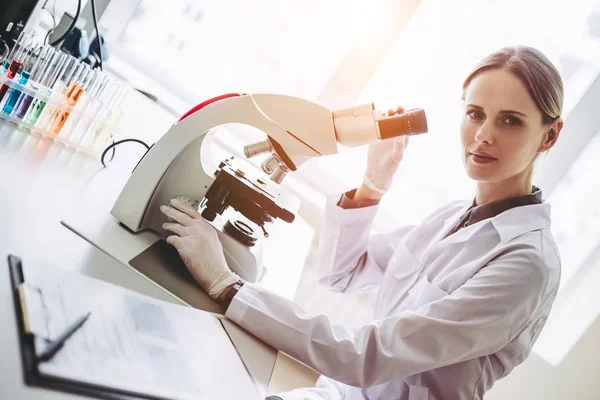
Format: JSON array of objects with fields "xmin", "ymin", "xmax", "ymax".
[
  {"xmin": 333, "ymin": 103, "xmax": 428, "ymax": 147},
  {"xmin": 377, "ymin": 108, "xmax": 428, "ymax": 139}
]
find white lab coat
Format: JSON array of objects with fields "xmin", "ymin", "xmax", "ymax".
[{"xmin": 225, "ymin": 195, "xmax": 561, "ymax": 400}]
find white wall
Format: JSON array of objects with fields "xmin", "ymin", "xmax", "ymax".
[{"xmin": 487, "ymin": 315, "xmax": 600, "ymax": 400}]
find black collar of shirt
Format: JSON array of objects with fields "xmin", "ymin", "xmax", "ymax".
[{"xmin": 449, "ymin": 186, "xmax": 543, "ymax": 235}]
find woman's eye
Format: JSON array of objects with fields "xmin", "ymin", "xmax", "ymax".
[
  {"xmin": 502, "ymin": 116, "xmax": 522, "ymax": 126},
  {"xmin": 467, "ymin": 110, "xmax": 484, "ymax": 120}
]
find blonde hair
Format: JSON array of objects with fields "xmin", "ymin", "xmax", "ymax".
[{"xmin": 462, "ymin": 46, "xmax": 563, "ymax": 125}]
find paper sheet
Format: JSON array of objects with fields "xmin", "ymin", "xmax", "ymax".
[{"xmin": 21, "ymin": 261, "xmax": 260, "ymax": 400}]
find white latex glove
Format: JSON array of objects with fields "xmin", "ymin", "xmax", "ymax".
[
  {"xmin": 363, "ymin": 107, "xmax": 410, "ymax": 195},
  {"xmin": 160, "ymin": 199, "xmax": 239, "ymax": 299}
]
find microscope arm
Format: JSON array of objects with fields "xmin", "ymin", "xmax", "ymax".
[
  {"xmin": 111, "ymin": 94, "xmax": 336, "ymax": 231},
  {"xmin": 111, "ymin": 93, "xmax": 426, "ymax": 232}
]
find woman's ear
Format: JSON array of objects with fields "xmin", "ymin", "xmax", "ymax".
[{"xmin": 539, "ymin": 118, "xmax": 563, "ymax": 152}]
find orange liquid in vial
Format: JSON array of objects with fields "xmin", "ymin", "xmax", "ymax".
[{"xmin": 52, "ymin": 83, "xmax": 84, "ymax": 135}]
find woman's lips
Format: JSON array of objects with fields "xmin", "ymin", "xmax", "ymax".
[{"xmin": 470, "ymin": 153, "xmax": 497, "ymax": 164}]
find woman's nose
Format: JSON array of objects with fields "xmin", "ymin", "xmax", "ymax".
[{"xmin": 474, "ymin": 121, "xmax": 494, "ymax": 144}]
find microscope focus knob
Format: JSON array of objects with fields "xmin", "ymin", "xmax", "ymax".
[
  {"xmin": 172, "ymin": 195, "xmax": 200, "ymax": 209},
  {"xmin": 166, "ymin": 196, "xmax": 200, "ymax": 222}
]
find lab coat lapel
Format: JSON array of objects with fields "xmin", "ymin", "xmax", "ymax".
[
  {"xmin": 490, "ymin": 203, "xmax": 551, "ymax": 242},
  {"xmin": 403, "ymin": 201, "xmax": 472, "ymax": 263},
  {"xmin": 421, "ymin": 203, "xmax": 552, "ymax": 271},
  {"xmin": 420, "ymin": 218, "xmax": 492, "ymax": 270},
  {"xmin": 428, "ymin": 201, "xmax": 551, "ymax": 248}
]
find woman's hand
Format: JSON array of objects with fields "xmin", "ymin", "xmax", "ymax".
[
  {"xmin": 160, "ymin": 199, "xmax": 239, "ymax": 299},
  {"xmin": 362, "ymin": 106, "xmax": 410, "ymax": 197}
]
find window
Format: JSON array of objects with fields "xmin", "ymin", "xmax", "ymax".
[
  {"xmin": 319, "ymin": 0, "xmax": 600, "ymax": 228},
  {"xmin": 113, "ymin": 0, "xmax": 375, "ymax": 103},
  {"xmin": 533, "ymin": 126, "xmax": 600, "ymax": 366}
]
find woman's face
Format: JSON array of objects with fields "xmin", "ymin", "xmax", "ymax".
[{"xmin": 460, "ymin": 68, "xmax": 555, "ymax": 184}]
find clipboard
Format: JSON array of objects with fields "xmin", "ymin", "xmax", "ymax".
[
  {"xmin": 9, "ymin": 254, "xmax": 165, "ymax": 400},
  {"xmin": 8, "ymin": 254, "xmax": 262, "ymax": 400}
]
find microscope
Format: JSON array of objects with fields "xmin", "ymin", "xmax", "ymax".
[{"xmin": 111, "ymin": 93, "xmax": 427, "ymax": 283}]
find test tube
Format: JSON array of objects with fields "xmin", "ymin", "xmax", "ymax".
[
  {"xmin": 80, "ymin": 82, "xmax": 126, "ymax": 151},
  {"xmin": 59, "ymin": 71, "xmax": 108, "ymax": 141},
  {"xmin": 0, "ymin": 45, "xmax": 42, "ymax": 114},
  {"xmin": 73, "ymin": 77, "xmax": 117, "ymax": 147},
  {"xmin": 35, "ymin": 56, "xmax": 80, "ymax": 132},
  {"xmin": 50, "ymin": 63, "xmax": 93, "ymax": 135},
  {"xmin": 0, "ymin": 32, "xmax": 33, "ymax": 103},
  {"xmin": 15, "ymin": 47, "xmax": 58, "ymax": 121},
  {"xmin": 4, "ymin": 32, "xmax": 29, "ymax": 62},
  {"xmin": 0, "ymin": 60, "xmax": 9, "ymax": 75},
  {"xmin": 11, "ymin": 45, "xmax": 55, "ymax": 118},
  {"xmin": 0, "ymin": 51, "xmax": 29, "ymax": 110},
  {"xmin": 1, "ymin": 31, "xmax": 28, "ymax": 77},
  {"xmin": 22, "ymin": 51, "xmax": 69, "ymax": 126},
  {"xmin": 89, "ymin": 84, "xmax": 129, "ymax": 153}
]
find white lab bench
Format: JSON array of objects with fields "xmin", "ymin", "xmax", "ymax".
[{"xmin": 0, "ymin": 89, "xmax": 318, "ymax": 399}]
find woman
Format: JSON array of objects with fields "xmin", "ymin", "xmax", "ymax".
[{"xmin": 160, "ymin": 46, "xmax": 564, "ymax": 400}]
